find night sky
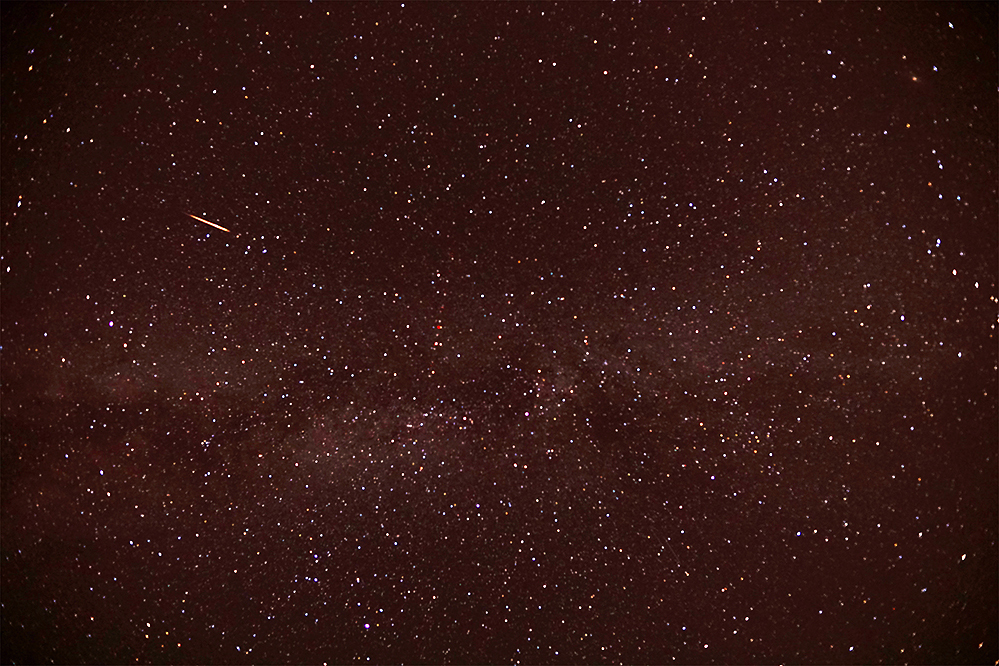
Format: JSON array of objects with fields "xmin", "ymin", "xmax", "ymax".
[{"xmin": 2, "ymin": 2, "xmax": 997, "ymax": 664}]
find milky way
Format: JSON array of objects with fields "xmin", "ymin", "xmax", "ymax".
[{"xmin": 2, "ymin": 3, "xmax": 996, "ymax": 663}]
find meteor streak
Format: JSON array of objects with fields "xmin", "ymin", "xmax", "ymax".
[{"xmin": 186, "ymin": 213, "xmax": 230, "ymax": 233}]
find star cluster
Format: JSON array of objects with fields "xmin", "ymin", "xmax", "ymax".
[{"xmin": 2, "ymin": 3, "xmax": 996, "ymax": 663}]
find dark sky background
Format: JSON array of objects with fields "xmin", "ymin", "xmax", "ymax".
[{"xmin": 2, "ymin": 2, "xmax": 996, "ymax": 664}]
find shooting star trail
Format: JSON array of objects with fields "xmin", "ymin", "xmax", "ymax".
[{"xmin": 186, "ymin": 213, "xmax": 230, "ymax": 233}]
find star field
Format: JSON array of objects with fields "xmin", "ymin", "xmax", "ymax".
[{"xmin": 1, "ymin": 2, "xmax": 996, "ymax": 664}]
